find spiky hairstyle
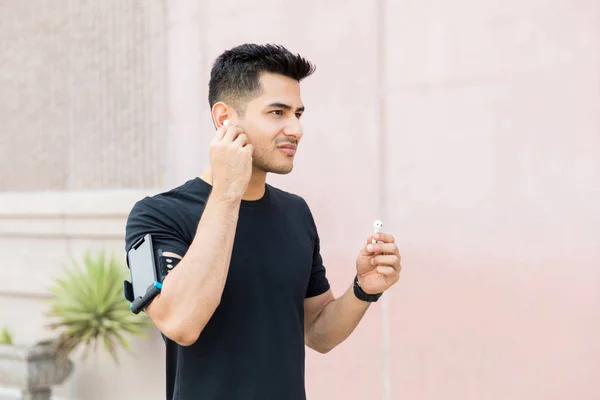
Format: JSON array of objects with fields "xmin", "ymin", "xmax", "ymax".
[{"xmin": 208, "ymin": 43, "xmax": 316, "ymax": 114}]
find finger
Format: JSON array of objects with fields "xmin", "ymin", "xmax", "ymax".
[
  {"xmin": 243, "ymin": 143, "xmax": 254, "ymax": 154},
  {"xmin": 375, "ymin": 232, "xmax": 395, "ymax": 243},
  {"xmin": 371, "ymin": 254, "xmax": 399, "ymax": 270},
  {"xmin": 223, "ymin": 126, "xmax": 243, "ymax": 142},
  {"xmin": 234, "ymin": 133, "xmax": 248, "ymax": 147},
  {"xmin": 376, "ymin": 266, "xmax": 397, "ymax": 276},
  {"xmin": 213, "ymin": 125, "xmax": 227, "ymax": 141},
  {"xmin": 365, "ymin": 242, "xmax": 398, "ymax": 255},
  {"xmin": 366, "ymin": 234, "xmax": 379, "ymax": 245}
]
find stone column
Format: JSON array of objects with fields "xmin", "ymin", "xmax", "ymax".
[
  {"xmin": 21, "ymin": 388, "xmax": 51, "ymax": 400},
  {"xmin": 164, "ymin": 0, "xmax": 210, "ymax": 188}
]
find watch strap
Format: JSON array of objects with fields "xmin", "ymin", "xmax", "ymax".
[{"xmin": 353, "ymin": 275, "xmax": 383, "ymax": 302}]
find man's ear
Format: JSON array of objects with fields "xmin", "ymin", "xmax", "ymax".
[{"xmin": 212, "ymin": 102, "xmax": 235, "ymax": 128}]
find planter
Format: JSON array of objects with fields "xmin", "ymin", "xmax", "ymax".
[{"xmin": 0, "ymin": 343, "xmax": 73, "ymax": 400}]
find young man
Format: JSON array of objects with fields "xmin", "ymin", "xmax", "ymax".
[{"xmin": 125, "ymin": 43, "xmax": 401, "ymax": 400}]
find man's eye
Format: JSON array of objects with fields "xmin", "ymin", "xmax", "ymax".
[
  {"xmin": 270, "ymin": 110, "xmax": 283, "ymax": 115},
  {"xmin": 296, "ymin": 113, "xmax": 303, "ymax": 119}
]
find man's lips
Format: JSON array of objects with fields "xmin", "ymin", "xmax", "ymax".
[{"xmin": 277, "ymin": 143, "xmax": 297, "ymax": 155}]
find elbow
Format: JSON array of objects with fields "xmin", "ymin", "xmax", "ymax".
[
  {"xmin": 162, "ymin": 321, "xmax": 203, "ymax": 347},
  {"xmin": 173, "ymin": 331, "xmax": 201, "ymax": 347},
  {"xmin": 315, "ymin": 343, "xmax": 335, "ymax": 354},
  {"xmin": 148, "ymin": 289, "xmax": 221, "ymax": 347},
  {"xmin": 311, "ymin": 343, "xmax": 335, "ymax": 354},
  {"xmin": 154, "ymin": 309, "xmax": 206, "ymax": 346},
  {"xmin": 306, "ymin": 336, "xmax": 335, "ymax": 354}
]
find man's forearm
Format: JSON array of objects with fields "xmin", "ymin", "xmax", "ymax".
[
  {"xmin": 306, "ymin": 284, "xmax": 371, "ymax": 353},
  {"xmin": 148, "ymin": 190, "xmax": 241, "ymax": 345}
]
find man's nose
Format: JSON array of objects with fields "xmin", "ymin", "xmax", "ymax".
[{"xmin": 283, "ymin": 118, "xmax": 303, "ymax": 140}]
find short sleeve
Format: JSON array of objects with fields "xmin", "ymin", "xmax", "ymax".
[
  {"xmin": 304, "ymin": 204, "xmax": 331, "ymax": 298},
  {"xmin": 124, "ymin": 197, "xmax": 191, "ymax": 264}
]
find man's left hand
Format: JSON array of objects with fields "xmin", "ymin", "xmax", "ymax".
[{"xmin": 355, "ymin": 232, "xmax": 401, "ymax": 295}]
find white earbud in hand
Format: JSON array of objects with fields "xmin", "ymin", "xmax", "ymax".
[{"xmin": 372, "ymin": 220, "xmax": 383, "ymax": 244}]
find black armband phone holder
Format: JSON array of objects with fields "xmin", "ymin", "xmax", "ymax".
[
  {"xmin": 124, "ymin": 279, "xmax": 162, "ymax": 315},
  {"xmin": 123, "ymin": 233, "xmax": 183, "ymax": 315},
  {"xmin": 123, "ymin": 234, "xmax": 166, "ymax": 314},
  {"xmin": 156, "ymin": 251, "xmax": 181, "ymax": 282}
]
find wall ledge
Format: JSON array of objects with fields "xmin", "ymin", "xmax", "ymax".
[{"xmin": 0, "ymin": 189, "xmax": 161, "ymax": 239}]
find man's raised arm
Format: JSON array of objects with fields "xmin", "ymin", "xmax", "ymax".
[{"xmin": 143, "ymin": 124, "xmax": 253, "ymax": 346}]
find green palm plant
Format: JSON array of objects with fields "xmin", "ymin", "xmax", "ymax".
[
  {"xmin": 42, "ymin": 250, "xmax": 151, "ymax": 363},
  {"xmin": 0, "ymin": 326, "xmax": 13, "ymax": 345}
]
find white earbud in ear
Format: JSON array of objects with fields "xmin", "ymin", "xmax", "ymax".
[{"xmin": 223, "ymin": 119, "xmax": 230, "ymax": 127}]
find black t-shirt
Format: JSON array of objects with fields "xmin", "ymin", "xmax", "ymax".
[{"xmin": 124, "ymin": 177, "xmax": 330, "ymax": 400}]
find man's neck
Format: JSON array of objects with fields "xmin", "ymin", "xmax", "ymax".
[{"xmin": 199, "ymin": 168, "xmax": 267, "ymax": 201}]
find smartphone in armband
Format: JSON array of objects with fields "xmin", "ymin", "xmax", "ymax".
[{"xmin": 123, "ymin": 234, "xmax": 162, "ymax": 314}]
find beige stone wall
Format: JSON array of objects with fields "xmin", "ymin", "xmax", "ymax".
[
  {"xmin": 0, "ymin": 0, "xmax": 167, "ymax": 191},
  {"xmin": 0, "ymin": 2, "xmax": 169, "ymax": 399}
]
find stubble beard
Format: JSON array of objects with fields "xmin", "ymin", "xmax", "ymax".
[{"xmin": 252, "ymin": 151, "xmax": 294, "ymax": 175}]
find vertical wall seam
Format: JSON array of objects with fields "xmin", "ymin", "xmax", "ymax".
[
  {"xmin": 162, "ymin": 0, "xmax": 172, "ymax": 189},
  {"xmin": 376, "ymin": 0, "xmax": 391, "ymax": 398}
]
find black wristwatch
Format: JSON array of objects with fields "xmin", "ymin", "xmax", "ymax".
[{"xmin": 353, "ymin": 275, "xmax": 383, "ymax": 302}]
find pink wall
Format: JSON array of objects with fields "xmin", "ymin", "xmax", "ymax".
[
  {"xmin": 166, "ymin": 0, "xmax": 600, "ymax": 399},
  {"xmin": 381, "ymin": 2, "xmax": 600, "ymax": 398}
]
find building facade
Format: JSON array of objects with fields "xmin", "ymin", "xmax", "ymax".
[{"xmin": 1, "ymin": 0, "xmax": 599, "ymax": 399}]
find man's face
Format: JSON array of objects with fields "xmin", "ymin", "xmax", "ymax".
[{"xmin": 235, "ymin": 72, "xmax": 305, "ymax": 175}]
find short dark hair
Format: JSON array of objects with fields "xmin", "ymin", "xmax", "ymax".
[{"xmin": 208, "ymin": 43, "xmax": 316, "ymax": 114}]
